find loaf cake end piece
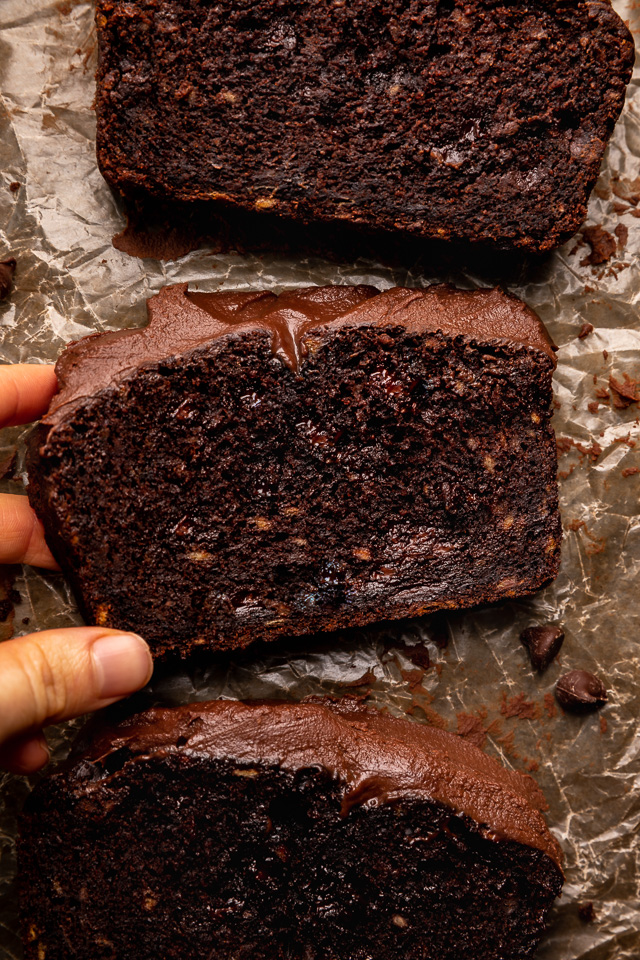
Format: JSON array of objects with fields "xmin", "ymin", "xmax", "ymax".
[
  {"xmin": 95, "ymin": 0, "xmax": 634, "ymax": 253},
  {"xmin": 19, "ymin": 699, "xmax": 564, "ymax": 960}
]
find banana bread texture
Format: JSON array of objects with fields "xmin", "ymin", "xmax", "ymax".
[
  {"xmin": 19, "ymin": 699, "xmax": 564, "ymax": 960},
  {"xmin": 27, "ymin": 284, "xmax": 561, "ymax": 658},
  {"xmin": 95, "ymin": 0, "xmax": 634, "ymax": 254}
]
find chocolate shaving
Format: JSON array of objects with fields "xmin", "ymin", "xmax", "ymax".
[
  {"xmin": 614, "ymin": 223, "xmax": 628, "ymax": 250},
  {"xmin": 500, "ymin": 692, "xmax": 540, "ymax": 720}
]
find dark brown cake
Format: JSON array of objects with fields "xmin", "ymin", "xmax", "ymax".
[
  {"xmin": 95, "ymin": 0, "xmax": 634, "ymax": 255},
  {"xmin": 28, "ymin": 284, "xmax": 561, "ymax": 657},
  {"xmin": 19, "ymin": 699, "xmax": 564, "ymax": 960}
]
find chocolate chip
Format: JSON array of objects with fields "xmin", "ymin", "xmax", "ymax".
[
  {"xmin": 520, "ymin": 624, "xmax": 564, "ymax": 671},
  {"xmin": 0, "ymin": 258, "xmax": 16, "ymax": 300},
  {"xmin": 577, "ymin": 322, "xmax": 594, "ymax": 339},
  {"xmin": 555, "ymin": 670, "xmax": 607, "ymax": 712},
  {"xmin": 578, "ymin": 901, "xmax": 596, "ymax": 923}
]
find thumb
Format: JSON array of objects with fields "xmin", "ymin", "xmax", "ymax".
[{"xmin": 0, "ymin": 627, "xmax": 153, "ymax": 772}]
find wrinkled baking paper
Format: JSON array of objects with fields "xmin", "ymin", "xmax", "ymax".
[{"xmin": 0, "ymin": 1, "xmax": 639, "ymax": 957}]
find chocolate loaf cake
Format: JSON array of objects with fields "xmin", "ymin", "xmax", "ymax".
[
  {"xmin": 19, "ymin": 700, "xmax": 564, "ymax": 960},
  {"xmin": 28, "ymin": 284, "xmax": 561, "ymax": 657},
  {"xmin": 95, "ymin": 0, "xmax": 634, "ymax": 254}
]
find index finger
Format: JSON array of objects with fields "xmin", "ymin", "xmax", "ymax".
[{"xmin": 0, "ymin": 364, "xmax": 58, "ymax": 428}]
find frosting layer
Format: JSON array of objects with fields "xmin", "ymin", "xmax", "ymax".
[
  {"xmin": 80, "ymin": 699, "xmax": 563, "ymax": 870},
  {"xmin": 45, "ymin": 283, "xmax": 555, "ymax": 426}
]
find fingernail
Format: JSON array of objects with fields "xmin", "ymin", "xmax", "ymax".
[
  {"xmin": 91, "ymin": 633, "xmax": 153, "ymax": 699},
  {"xmin": 11, "ymin": 736, "xmax": 50, "ymax": 774}
]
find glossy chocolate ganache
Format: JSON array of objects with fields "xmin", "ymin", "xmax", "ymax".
[
  {"xmin": 42, "ymin": 283, "xmax": 555, "ymax": 423},
  {"xmin": 28, "ymin": 284, "xmax": 561, "ymax": 657},
  {"xmin": 19, "ymin": 701, "xmax": 563, "ymax": 960}
]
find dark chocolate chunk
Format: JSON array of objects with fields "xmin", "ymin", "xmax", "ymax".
[
  {"xmin": 555, "ymin": 670, "xmax": 608, "ymax": 712},
  {"xmin": 0, "ymin": 258, "xmax": 16, "ymax": 300},
  {"xmin": 95, "ymin": 0, "xmax": 634, "ymax": 256},
  {"xmin": 577, "ymin": 323, "xmax": 594, "ymax": 339},
  {"xmin": 578, "ymin": 901, "xmax": 596, "ymax": 923},
  {"xmin": 520, "ymin": 624, "xmax": 564, "ymax": 671}
]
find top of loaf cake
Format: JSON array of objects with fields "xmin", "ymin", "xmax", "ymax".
[
  {"xmin": 45, "ymin": 284, "xmax": 556, "ymax": 426},
  {"xmin": 75, "ymin": 698, "xmax": 563, "ymax": 869}
]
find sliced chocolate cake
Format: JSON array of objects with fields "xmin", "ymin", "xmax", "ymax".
[
  {"xmin": 27, "ymin": 284, "xmax": 561, "ymax": 657},
  {"xmin": 95, "ymin": 0, "xmax": 634, "ymax": 254},
  {"xmin": 19, "ymin": 700, "xmax": 564, "ymax": 960}
]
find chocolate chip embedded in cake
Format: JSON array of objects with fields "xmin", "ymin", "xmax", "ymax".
[
  {"xmin": 27, "ymin": 284, "xmax": 561, "ymax": 658},
  {"xmin": 19, "ymin": 700, "xmax": 564, "ymax": 960},
  {"xmin": 95, "ymin": 0, "xmax": 633, "ymax": 254}
]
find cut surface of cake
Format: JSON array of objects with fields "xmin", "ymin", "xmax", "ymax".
[
  {"xmin": 95, "ymin": 0, "xmax": 634, "ymax": 253},
  {"xmin": 28, "ymin": 284, "xmax": 561, "ymax": 657},
  {"xmin": 19, "ymin": 699, "xmax": 564, "ymax": 960}
]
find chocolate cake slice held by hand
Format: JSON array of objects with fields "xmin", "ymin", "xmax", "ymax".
[
  {"xmin": 95, "ymin": 0, "xmax": 634, "ymax": 254},
  {"xmin": 28, "ymin": 284, "xmax": 561, "ymax": 658},
  {"xmin": 19, "ymin": 700, "xmax": 564, "ymax": 960}
]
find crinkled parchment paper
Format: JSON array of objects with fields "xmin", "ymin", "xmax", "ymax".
[{"xmin": 0, "ymin": 2, "xmax": 639, "ymax": 957}]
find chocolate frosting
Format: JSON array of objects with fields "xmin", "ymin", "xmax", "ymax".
[
  {"xmin": 78, "ymin": 699, "xmax": 562, "ymax": 870},
  {"xmin": 43, "ymin": 283, "xmax": 556, "ymax": 427}
]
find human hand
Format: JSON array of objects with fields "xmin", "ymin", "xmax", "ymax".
[{"xmin": 0, "ymin": 365, "xmax": 153, "ymax": 774}]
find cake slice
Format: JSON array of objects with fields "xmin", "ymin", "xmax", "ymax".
[
  {"xmin": 19, "ymin": 700, "xmax": 564, "ymax": 960},
  {"xmin": 95, "ymin": 0, "xmax": 634, "ymax": 254},
  {"xmin": 27, "ymin": 284, "xmax": 561, "ymax": 657}
]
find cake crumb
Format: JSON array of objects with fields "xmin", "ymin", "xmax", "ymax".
[
  {"xmin": 614, "ymin": 223, "xmax": 628, "ymax": 249},
  {"xmin": 344, "ymin": 669, "xmax": 376, "ymax": 689},
  {"xmin": 580, "ymin": 225, "xmax": 617, "ymax": 266},
  {"xmin": 501, "ymin": 692, "xmax": 540, "ymax": 720},
  {"xmin": 456, "ymin": 712, "xmax": 487, "ymax": 749},
  {"xmin": 609, "ymin": 373, "xmax": 639, "ymax": 409}
]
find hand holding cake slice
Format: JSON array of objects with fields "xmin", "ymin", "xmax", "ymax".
[{"xmin": 27, "ymin": 284, "xmax": 561, "ymax": 657}]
